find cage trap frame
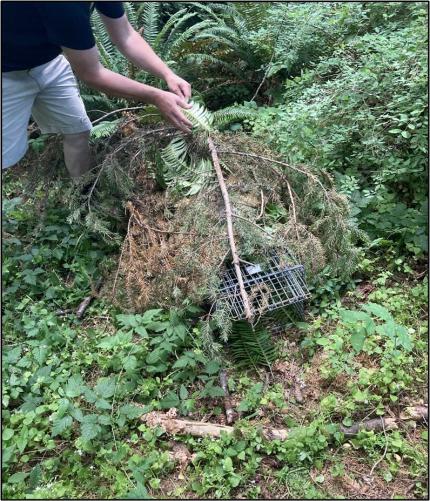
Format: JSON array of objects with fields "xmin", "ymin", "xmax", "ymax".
[{"xmin": 217, "ymin": 250, "xmax": 310, "ymax": 333}]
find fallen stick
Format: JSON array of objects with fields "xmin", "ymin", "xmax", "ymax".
[
  {"xmin": 55, "ymin": 308, "xmax": 73, "ymax": 317},
  {"xmin": 76, "ymin": 279, "xmax": 103, "ymax": 320},
  {"xmin": 219, "ymin": 369, "xmax": 236, "ymax": 425},
  {"xmin": 340, "ymin": 405, "xmax": 428, "ymax": 437},
  {"xmin": 141, "ymin": 405, "xmax": 428, "ymax": 441},
  {"xmin": 208, "ymin": 137, "xmax": 253, "ymax": 321},
  {"xmin": 142, "ymin": 408, "xmax": 288, "ymax": 440}
]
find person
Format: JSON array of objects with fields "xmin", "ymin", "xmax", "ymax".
[{"xmin": 1, "ymin": 1, "xmax": 193, "ymax": 178}]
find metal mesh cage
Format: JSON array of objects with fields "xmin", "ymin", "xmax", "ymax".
[{"xmin": 217, "ymin": 251, "xmax": 310, "ymax": 321}]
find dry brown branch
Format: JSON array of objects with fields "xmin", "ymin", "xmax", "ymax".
[
  {"xmin": 257, "ymin": 190, "xmax": 265, "ymax": 220},
  {"xmin": 286, "ymin": 180, "xmax": 297, "ymax": 225},
  {"xmin": 367, "ymin": 417, "xmax": 388, "ymax": 479},
  {"xmin": 208, "ymin": 137, "xmax": 253, "ymax": 321},
  {"xmin": 76, "ymin": 279, "xmax": 103, "ymax": 320},
  {"xmin": 217, "ymin": 149, "xmax": 328, "ymax": 195},
  {"xmin": 340, "ymin": 405, "xmax": 428, "ymax": 437},
  {"xmin": 141, "ymin": 405, "xmax": 428, "ymax": 442},
  {"xmin": 141, "ymin": 409, "xmax": 288, "ymax": 440}
]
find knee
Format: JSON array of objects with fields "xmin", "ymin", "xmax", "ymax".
[{"xmin": 63, "ymin": 130, "xmax": 90, "ymax": 148}]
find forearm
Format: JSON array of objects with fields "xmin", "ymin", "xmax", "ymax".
[
  {"xmin": 63, "ymin": 45, "xmax": 192, "ymax": 133},
  {"xmin": 79, "ymin": 65, "xmax": 161, "ymax": 103},
  {"xmin": 117, "ymin": 30, "xmax": 174, "ymax": 81}
]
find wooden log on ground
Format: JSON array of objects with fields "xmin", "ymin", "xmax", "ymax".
[{"xmin": 141, "ymin": 405, "xmax": 427, "ymax": 441}]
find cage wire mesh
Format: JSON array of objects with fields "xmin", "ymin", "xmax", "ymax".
[{"xmin": 217, "ymin": 250, "xmax": 310, "ymax": 330}]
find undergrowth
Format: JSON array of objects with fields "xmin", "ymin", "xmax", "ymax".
[{"xmin": 2, "ymin": 172, "xmax": 427, "ymax": 499}]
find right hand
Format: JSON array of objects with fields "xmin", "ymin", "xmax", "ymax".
[{"xmin": 151, "ymin": 90, "xmax": 193, "ymax": 134}]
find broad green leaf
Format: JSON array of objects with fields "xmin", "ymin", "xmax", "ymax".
[
  {"xmin": 204, "ymin": 360, "xmax": 220, "ymax": 375},
  {"xmin": 145, "ymin": 321, "xmax": 170, "ymax": 332},
  {"xmin": 81, "ymin": 418, "xmax": 102, "ymax": 441},
  {"xmin": 135, "ymin": 326, "xmax": 148, "ymax": 338},
  {"xmin": 52, "ymin": 415, "xmax": 73, "ymax": 437},
  {"xmin": 95, "ymin": 398, "xmax": 112, "ymax": 410},
  {"xmin": 206, "ymin": 385, "xmax": 225, "ymax": 398},
  {"xmin": 159, "ymin": 391, "xmax": 180, "ymax": 409},
  {"xmin": 57, "ymin": 398, "xmax": 70, "ymax": 418},
  {"xmin": 179, "ymin": 385, "xmax": 189, "ymax": 400},
  {"xmin": 394, "ymin": 325, "xmax": 412, "ymax": 351},
  {"xmin": 350, "ymin": 327, "xmax": 366, "ymax": 352},
  {"xmin": 340, "ymin": 309, "xmax": 371, "ymax": 324},
  {"xmin": 125, "ymin": 483, "xmax": 151, "ymax": 499},
  {"xmin": 3, "ymin": 428, "xmax": 14, "ymax": 441},
  {"xmin": 362, "ymin": 303, "xmax": 393, "ymax": 322},
  {"xmin": 95, "ymin": 377, "xmax": 116, "ymax": 399},
  {"xmin": 65, "ymin": 375, "xmax": 85, "ymax": 398},
  {"xmin": 172, "ymin": 356, "xmax": 191, "ymax": 369},
  {"xmin": 123, "ymin": 356, "xmax": 137, "ymax": 372},
  {"xmin": 8, "ymin": 472, "xmax": 29, "ymax": 484},
  {"xmin": 222, "ymin": 457, "xmax": 233, "ymax": 472},
  {"xmin": 141, "ymin": 309, "xmax": 163, "ymax": 323},
  {"xmin": 119, "ymin": 404, "xmax": 146, "ymax": 419},
  {"xmin": 97, "ymin": 331, "xmax": 132, "ymax": 350},
  {"xmin": 116, "ymin": 313, "xmax": 139, "ymax": 327},
  {"xmin": 98, "ymin": 415, "xmax": 111, "ymax": 426}
]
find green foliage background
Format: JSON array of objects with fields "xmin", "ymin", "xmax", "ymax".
[{"xmin": 2, "ymin": 2, "xmax": 428, "ymax": 499}]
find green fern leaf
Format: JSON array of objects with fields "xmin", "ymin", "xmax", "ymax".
[{"xmin": 229, "ymin": 321, "xmax": 278, "ymax": 370}]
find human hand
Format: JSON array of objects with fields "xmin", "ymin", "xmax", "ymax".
[
  {"xmin": 151, "ymin": 89, "xmax": 193, "ymax": 133},
  {"xmin": 165, "ymin": 73, "xmax": 192, "ymax": 101}
]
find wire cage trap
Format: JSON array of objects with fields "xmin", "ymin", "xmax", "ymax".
[{"xmin": 217, "ymin": 250, "xmax": 310, "ymax": 328}]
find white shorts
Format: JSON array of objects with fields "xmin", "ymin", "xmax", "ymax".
[{"xmin": 1, "ymin": 54, "xmax": 92, "ymax": 169}]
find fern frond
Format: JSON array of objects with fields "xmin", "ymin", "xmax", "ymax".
[
  {"xmin": 167, "ymin": 19, "xmax": 215, "ymax": 59},
  {"xmin": 140, "ymin": 2, "xmax": 161, "ymax": 47},
  {"xmin": 90, "ymin": 119, "xmax": 121, "ymax": 142},
  {"xmin": 184, "ymin": 53, "xmax": 242, "ymax": 76},
  {"xmin": 213, "ymin": 106, "xmax": 258, "ymax": 128},
  {"xmin": 164, "ymin": 12, "xmax": 200, "ymax": 53},
  {"xmin": 160, "ymin": 136, "xmax": 190, "ymax": 173},
  {"xmin": 123, "ymin": 1, "xmax": 138, "ymax": 29},
  {"xmin": 154, "ymin": 7, "xmax": 189, "ymax": 51},
  {"xmin": 192, "ymin": 2, "xmax": 237, "ymax": 23},
  {"xmin": 229, "ymin": 321, "xmax": 278, "ymax": 370},
  {"xmin": 183, "ymin": 101, "xmax": 213, "ymax": 133}
]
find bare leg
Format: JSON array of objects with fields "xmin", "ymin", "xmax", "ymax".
[{"xmin": 63, "ymin": 131, "xmax": 92, "ymax": 179}]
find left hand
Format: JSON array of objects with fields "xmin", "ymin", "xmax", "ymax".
[{"xmin": 165, "ymin": 73, "xmax": 192, "ymax": 101}]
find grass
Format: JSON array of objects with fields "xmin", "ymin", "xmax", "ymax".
[{"xmin": 1, "ymin": 168, "xmax": 428, "ymax": 500}]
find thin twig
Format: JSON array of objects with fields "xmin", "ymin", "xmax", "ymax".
[
  {"xmin": 208, "ymin": 137, "xmax": 253, "ymax": 321},
  {"xmin": 257, "ymin": 190, "xmax": 265, "ymax": 220},
  {"xmin": 285, "ymin": 181, "xmax": 297, "ymax": 224},
  {"xmin": 217, "ymin": 149, "xmax": 328, "ymax": 194},
  {"xmin": 368, "ymin": 417, "xmax": 389, "ymax": 478},
  {"xmin": 232, "ymin": 213, "xmax": 274, "ymax": 239},
  {"xmin": 251, "ymin": 50, "xmax": 276, "ymax": 102},
  {"xmin": 111, "ymin": 213, "xmax": 132, "ymax": 299},
  {"xmin": 91, "ymin": 106, "xmax": 148, "ymax": 125}
]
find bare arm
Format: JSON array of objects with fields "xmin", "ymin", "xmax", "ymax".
[
  {"xmin": 99, "ymin": 13, "xmax": 191, "ymax": 100},
  {"xmin": 62, "ymin": 46, "xmax": 192, "ymax": 133}
]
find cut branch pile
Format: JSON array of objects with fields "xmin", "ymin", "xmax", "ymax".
[
  {"xmin": 105, "ymin": 131, "xmax": 359, "ymax": 326},
  {"xmin": 60, "ymin": 106, "xmax": 362, "ymax": 331}
]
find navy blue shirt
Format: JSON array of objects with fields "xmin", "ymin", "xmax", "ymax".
[{"xmin": 2, "ymin": 1, "xmax": 124, "ymax": 72}]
